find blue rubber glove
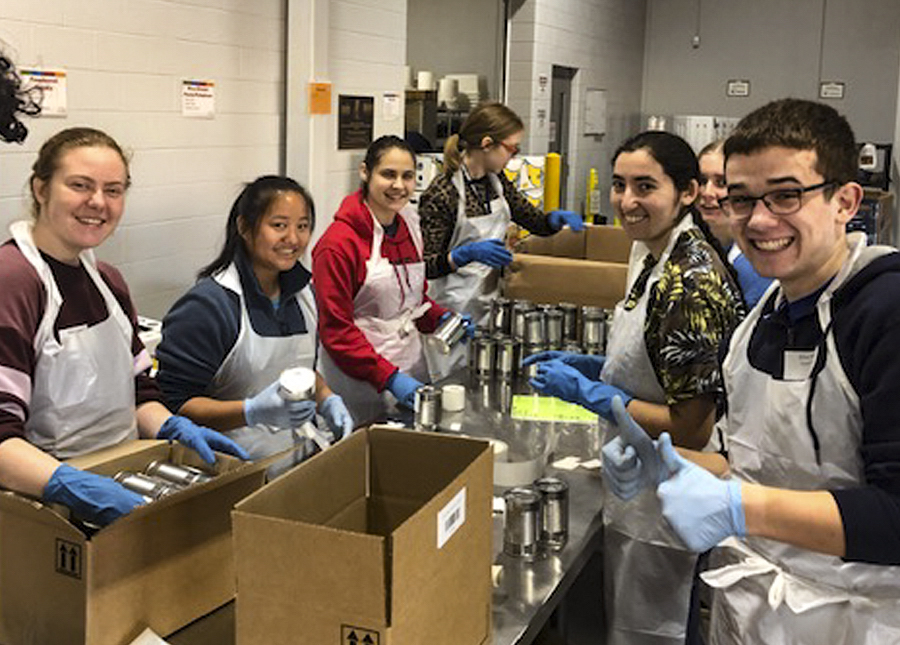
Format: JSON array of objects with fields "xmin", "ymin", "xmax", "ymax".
[
  {"xmin": 528, "ymin": 359, "xmax": 632, "ymax": 421},
  {"xmin": 438, "ymin": 311, "xmax": 476, "ymax": 341},
  {"xmin": 43, "ymin": 464, "xmax": 145, "ymax": 527},
  {"xmin": 549, "ymin": 210, "xmax": 586, "ymax": 232},
  {"xmin": 602, "ymin": 396, "xmax": 669, "ymax": 500},
  {"xmin": 244, "ymin": 379, "xmax": 317, "ymax": 429},
  {"xmin": 657, "ymin": 432, "xmax": 746, "ymax": 552},
  {"xmin": 450, "ymin": 238, "xmax": 513, "ymax": 269},
  {"xmin": 386, "ymin": 371, "xmax": 423, "ymax": 409},
  {"xmin": 319, "ymin": 394, "xmax": 354, "ymax": 440},
  {"xmin": 158, "ymin": 415, "xmax": 251, "ymax": 464},
  {"xmin": 522, "ymin": 351, "xmax": 606, "ymax": 380}
]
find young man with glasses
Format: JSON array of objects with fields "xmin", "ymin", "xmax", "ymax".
[{"xmin": 602, "ymin": 98, "xmax": 900, "ymax": 643}]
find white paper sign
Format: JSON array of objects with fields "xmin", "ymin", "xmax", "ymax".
[
  {"xmin": 181, "ymin": 80, "xmax": 215, "ymax": 118},
  {"xmin": 19, "ymin": 68, "xmax": 67, "ymax": 117},
  {"xmin": 383, "ymin": 92, "xmax": 401, "ymax": 121}
]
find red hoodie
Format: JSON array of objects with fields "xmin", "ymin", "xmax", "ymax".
[{"xmin": 313, "ymin": 190, "xmax": 447, "ymax": 390}]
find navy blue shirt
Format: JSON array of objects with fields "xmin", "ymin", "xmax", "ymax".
[{"xmin": 156, "ymin": 248, "xmax": 314, "ymax": 411}]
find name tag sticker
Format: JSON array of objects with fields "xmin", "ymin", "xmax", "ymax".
[{"xmin": 783, "ymin": 349, "xmax": 817, "ymax": 381}]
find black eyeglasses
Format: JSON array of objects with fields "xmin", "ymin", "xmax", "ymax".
[{"xmin": 718, "ymin": 181, "xmax": 837, "ymax": 219}]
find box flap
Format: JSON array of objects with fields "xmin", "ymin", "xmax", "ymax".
[
  {"xmin": 513, "ymin": 227, "xmax": 586, "ymax": 259},
  {"xmin": 504, "ymin": 254, "xmax": 627, "ymax": 309},
  {"xmin": 388, "ymin": 444, "xmax": 493, "ymax": 643},
  {"xmin": 368, "ymin": 428, "xmax": 488, "ymax": 502},
  {"xmin": 234, "ymin": 428, "xmax": 366, "ymax": 523},
  {"xmin": 585, "ymin": 225, "xmax": 631, "ymax": 263}
]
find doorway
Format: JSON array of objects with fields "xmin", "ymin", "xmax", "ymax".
[{"xmin": 550, "ymin": 65, "xmax": 577, "ymax": 208}]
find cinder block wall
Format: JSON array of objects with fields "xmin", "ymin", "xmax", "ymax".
[{"xmin": 0, "ymin": 0, "xmax": 285, "ymax": 318}]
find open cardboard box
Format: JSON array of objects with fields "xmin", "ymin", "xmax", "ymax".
[
  {"xmin": 232, "ymin": 426, "xmax": 493, "ymax": 645},
  {"xmin": 505, "ymin": 224, "xmax": 631, "ymax": 308},
  {"xmin": 0, "ymin": 440, "xmax": 266, "ymax": 645}
]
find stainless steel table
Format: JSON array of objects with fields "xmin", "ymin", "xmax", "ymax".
[{"xmin": 391, "ymin": 372, "xmax": 606, "ymax": 645}]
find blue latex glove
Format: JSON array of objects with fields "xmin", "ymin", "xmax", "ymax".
[
  {"xmin": 158, "ymin": 415, "xmax": 251, "ymax": 464},
  {"xmin": 319, "ymin": 394, "xmax": 354, "ymax": 440},
  {"xmin": 549, "ymin": 210, "xmax": 586, "ymax": 232},
  {"xmin": 522, "ymin": 351, "xmax": 606, "ymax": 380},
  {"xmin": 43, "ymin": 464, "xmax": 145, "ymax": 527},
  {"xmin": 438, "ymin": 311, "xmax": 476, "ymax": 341},
  {"xmin": 528, "ymin": 359, "xmax": 632, "ymax": 421},
  {"xmin": 602, "ymin": 396, "xmax": 669, "ymax": 500},
  {"xmin": 450, "ymin": 238, "xmax": 513, "ymax": 269},
  {"xmin": 244, "ymin": 379, "xmax": 317, "ymax": 429},
  {"xmin": 386, "ymin": 371, "xmax": 423, "ymax": 409},
  {"xmin": 657, "ymin": 432, "xmax": 746, "ymax": 552}
]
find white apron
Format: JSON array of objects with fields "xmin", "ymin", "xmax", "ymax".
[
  {"xmin": 209, "ymin": 263, "xmax": 320, "ymax": 464},
  {"xmin": 599, "ymin": 215, "xmax": 701, "ymax": 645},
  {"xmin": 319, "ymin": 205, "xmax": 430, "ymax": 426},
  {"xmin": 426, "ymin": 168, "xmax": 510, "ymax": 378},
  {"xmin": 11, "ymin": 220, "xmax": 139, "ymax": 459},
  {"xmin": 705, "ymin": 233, "xmax": 900, "ymax": 645}
]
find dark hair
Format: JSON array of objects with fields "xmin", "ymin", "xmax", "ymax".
[
  {"xmin": 724, "ymin": 98, "xmax": 857, "ymax": 186},
  {"xmin": 30, "ymin": 127, "xmax": 131, "ymax": 218},
  {"xmin": 0, "ymin": 51, "xmax": 41, "ymax": 144},
  {"xmin": 443, "ymin": 102, "xmax": 524, "ymax": 174},
  {"xmin": 198, "ymin": 175, "xmax": 316, "ymax": 279},
  {"xmin": 361, "ymin": 135, "xmax": 416, "ymax": 197},
  {"xmin": 612, "ymin": 130, "xmax": 743, "ymax": 302}
]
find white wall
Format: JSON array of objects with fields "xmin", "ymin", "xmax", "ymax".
[
  {"xmin": 286, "ymin": 0, "xmax": 408, "ymax": 248},
  {"xmin": 642, "ymin": 0, "xmax": 900, "ymax": 143},
  {"xmin": 0, "ymin": 0, "xmax": 285, "ymax": 318},
  {"xmin": 507, "ymin": 0, "xmax": 647, "ymax": 216}
]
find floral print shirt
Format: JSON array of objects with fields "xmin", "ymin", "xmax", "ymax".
[{"xmin": 623, "ymin": 227, "xmax": 745, "ymax": 404}]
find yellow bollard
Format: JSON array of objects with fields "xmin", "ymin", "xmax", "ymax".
[{"xmin": 543, "ymin": 153, "xmax": 560, "ymax": 213}]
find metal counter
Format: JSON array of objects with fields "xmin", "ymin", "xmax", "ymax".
[{"xmin": 392, "ymin": 372, "xmax": 605, "ymax": 645}]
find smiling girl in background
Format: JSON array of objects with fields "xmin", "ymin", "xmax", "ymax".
[
  {"xmin": 314, "ymin": 135, "xmax": 469, "ymax": 425},
  {"xmin": 157, "ymin": 176, "xmax": 353, "ymax": 471}
]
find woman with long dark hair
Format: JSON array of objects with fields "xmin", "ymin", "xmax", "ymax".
[
  {"xmin": 526, "ymin": 131, "xmax": 745, "ymax": 645},
  {"xmin": 157, "ymin": 175, "xmax": 353, "ymax": 468}
]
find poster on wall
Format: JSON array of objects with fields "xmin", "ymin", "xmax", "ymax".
[
  {"xmin": 338, "ymin": 95, "xmax": 374, "ymax": 150},
  {"xmin": 19, "ymin": 68, "xmax": 67, "ymax": 117},
  {"xmin": 182, "ymin": 80, "xmax": 216, "ymax": 118}
]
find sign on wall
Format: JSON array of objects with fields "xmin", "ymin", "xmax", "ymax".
[
  {"xmin": 182, "ymin": 80, "xmax": 215, "ymax": 118},
  {"xmin": 338, "ymin": 95, "xmax": 374, "ymax": 150},
  {"xmin": 19, "ymin": 68, "xmax": 67, "ymax": 117}
]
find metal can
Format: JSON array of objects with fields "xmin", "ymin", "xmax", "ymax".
[
  {"xmin": 545, "ymin": 309, "xmax": 563, "ymax": 350},
  {"xmin": 414, "ymin": 385, "xmax": 442, "ymax": 430},
  {"xmin": 522, "ymin": 343, "xmax": 544, "ymax": 379},
  {"xmin": 581, "ymin": 306, "xmax": 606, "ymax": 348},
  {"xmin": 474, "ymin": 334, "xmax": 496, "ymax": 379},
  {"xmin": 432, "ymin": 312, "xmax": 468, "ymax": 355},
  {"xmin": 503, "ymin": 487, "xmax": 542, "ymax": 560},
  {"xmin": 468, "ymin": 328, "xmax": 485, "ymax": 373},
  {"xmin": 511, "ymin": 302, "xmax": 533, "ymax": 341},
  {"xmin": 523, "ymin": 311, "xmax": 545, "ymax": 347},
  {"xmin": 534, "ymin": 476, "xmax": 569, "ymax": 551},
  {"xmin": 145, "ymin": 460, "xmax": 213, "ymax": 487},
  {"xmin": 559, "ymin": 302, "xmax": 578, "ymax": 343},
  {"xmin": 495, "ymin": 335, "xmax": 518, "ymax": 380},
  {"xmin": 114, "ymin": 471, "xmax": 181, "ymax": 501},
  {"xmin": 489, "ymin": 297, "xmax": 512, "ymax": 336},
  {"xmin": 278, "ymin": 366, "xmax": 316, "ymax": 401}
]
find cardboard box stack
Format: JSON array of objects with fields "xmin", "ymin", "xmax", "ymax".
[
  {"xmin": 233, "ymin": 426, "xmax": 493, "ymax": 645},
  {"xmin": 504, "ymin": 224, "xmax": 631, "ymax": 308},
  {"xmin": 0, "ymin": 440, "xmax": 265, "ymax": 645}
]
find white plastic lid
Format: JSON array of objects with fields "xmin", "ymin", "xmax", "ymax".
[{"xmin": 278, "ymin": 367, "xmax": 316, "ymax": 400}]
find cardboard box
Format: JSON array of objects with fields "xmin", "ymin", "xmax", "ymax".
[
  {"xmin": 0, "ymin": 440, "xmax": 266, "ymax": 645},
  {"xmin": 505, "ymin": 224, "xmax": 631, "ymax": 308},
  {"xmin": 233, "ymin": 427, "xmax": 493, "ymax": 645}
]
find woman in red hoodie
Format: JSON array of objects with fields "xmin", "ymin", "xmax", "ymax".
[{"xmin": 314, "ymin": 135, "xmax": 468, "ymax": 425}]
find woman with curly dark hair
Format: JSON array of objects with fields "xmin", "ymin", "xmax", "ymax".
[{"xmin": 0, "ymin": 48, "xmax": 41, "ymax": 144}]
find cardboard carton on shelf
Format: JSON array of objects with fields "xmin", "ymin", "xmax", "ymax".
[
  {"xmin": 505, "ymin": 224, "xmax": 631, "ymax": 308},
  {"xmin": 233, "ymin": 426, "xmax": 493, "ymax": 645},
  {"xmin": 0, "ymin": 440, "xmax": 266, "ymax": 645}
]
